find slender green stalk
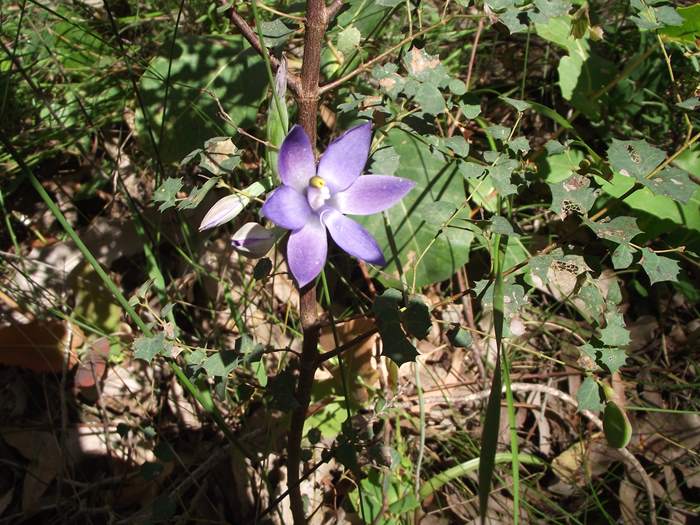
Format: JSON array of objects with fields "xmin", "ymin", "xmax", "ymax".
[{"xmin": 0, "ymin": 130, "xmax": 255, "ymax": 463}]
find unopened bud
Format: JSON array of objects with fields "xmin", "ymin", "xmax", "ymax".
[
  {"xmin": 231, "ymin": 222, "xmax": 276, "ymax": 258},
  {"xmin": 199, "ymin": 193, "xmax": 248, "ymax": 231}
]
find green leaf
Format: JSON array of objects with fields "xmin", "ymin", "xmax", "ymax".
[
  {"xmin": 612, "ymin": 243, "xmax": 635, "ymax": 270},
  {"xmin": 260, "ymin": 19, "xmax": 295, "ymax": 47},
  {"xmin": 586, "ymin": 216, "xmax": 642, "ymax": 245},
  {"xmin": 153, "ymin": 177, "xmax": 183, "ymax": 212},
  {"xmin": 603, "ymin": 401, "xmax": 632, "ymax": 448},
  {"xmin": 643, "ymin": 167, "xmax": 696, "ymax": 204},
  {"xmin": 608, "ymin": 139, "xmax": 665, "ymax": 180},
  {"xmin": 199, "ymin": 137, "xmax": 241, "ymax": 176},
  {"xmin": 202, "ymin": 349, "xmax": 239, "ymax": 377},
  {"xmin": 337, "ymin": 25, "xmax": 362, "ymax": 55},
  {"xmin": 639, "ymin": 247, "xmax": 680, "ymax": 285},
  {"xmin": 357, "ymin": 128, "xmax": 473, "ymax": 288},
  {"xmin": 136, "ymin": 36, "xmax": 267, "ymax": 163},
  {"xmin": 404, "ymin": 47, "xmax": 449, "ymax": 86},
  {"xmin": 371, "ymin": 145, "xmax": 400, "ymax": 175},
  {"xmin": 177, "ymin": 177, "xmax": 219, "ymax": 211},
  {"xmin": 402, "ymin": 297, "xmax": 431, "ymax": 339},
  {"xmin": 549, "ymin": 173, "xmax": 597, "ymax": 217},
  {"xmin": 487, "ymin": 155, "xmax": 519, "ymax": 197},
  {"xmin": 447, "ymin": 326, "xmax": 473, "ymax": 347},
  {"xmin": 660, "ymin": 4, "xmax": 700, "ymax": 44},
  {"xmin": 599, "ymin": 311, "xmax": 631, "ymax": 347},
  {"xmin": 134, "ymin": 333, "xmax": 170, "ymax": 362},
  {"xmin": 414, "ymin": 83, "xmax": 445, "ymax": 115},
  {"xmin": 580, "ymin": 343, "xmax": 627, "ymax": 374},
  {"xmin": 373, "ymin": 289, "xmax": 418, "ymax": 366},
  {"xmin": 677, "ymin": 97, "xmax": 700, "ymax": 110},
  {"xmin": 576, "ymin": 377, "xmax": 604, "ymax": 413}
]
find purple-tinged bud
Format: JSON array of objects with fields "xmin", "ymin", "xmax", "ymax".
[
  {"xmin": 231, "ymin": 222, "xmax": 276, "ymax": 258},
  {"xmin": 199, "ymin": 194, "xmax": 248, "ymax": 231}
]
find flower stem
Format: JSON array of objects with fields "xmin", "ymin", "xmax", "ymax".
[{"xmin": 286, "ymin": 1, "xmax": 332, "ymax": 523}]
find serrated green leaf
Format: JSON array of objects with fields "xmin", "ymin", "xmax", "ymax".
[
  {"xmin": 202, "ymin": 349, "xmax": 238, "ymax": 377},
  {"xmin": 677, "ymin": 97, "xmax": 700, "ymax": 110},
  {"xmin": 577, "ymin": 376, "xmax": 604, "ymax": 413},
  {"xmin": 640, "ymin": 247, "xmax": 680, "ymax": 285},
  {"xmin": 134, "ymin": 333, "xmax": 169, "ymax": 362},
  {"xmin": 608, "ymin": 139, "xmax": 665, "ymax": 180},
  {"xmin": 599, "ymin": 311, "xmax": 631, "ymax": 347},
  {"xmin": 460, "ymin": 103, "xmax": 482, "ymax": 119},
  {"xmin": 487, "ymin": 155, "xmax": 519, "ymax": 196},
  {"xmin": 414, "ymin": 83, "xmax": 445, "ymax": 115},
  {"xmin": 178, "ymin": 177, "xmax": 219, "ymax": 210},
  {"xmin": 660, "ymin": 4, "xmax": 700, "ymax": 44},
  {"xmin": 549, "ymin": 173, "xmax": 597, "ymax": 216},
  {"xmin": 404, "ymin": 47, "xmax": 449, "ymax": 86},
  {"xmin": 586, "ymin": 216, "xmax": 642, "ymax": 245},
  {"xmin": 580, "ymin": 343, "xmax": 627, "ymax": 374},
  {"xmin": 643, "ymin": 166, "xmax": 696, "ymax": 204},
  {"xmin": 153, "ymin": 177, "xmax": 183, "ymax": 212}
]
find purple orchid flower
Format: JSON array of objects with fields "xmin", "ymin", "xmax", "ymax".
[{"xmin": 261, "ymin": 122, "xmax": 415, "ymax": 287}]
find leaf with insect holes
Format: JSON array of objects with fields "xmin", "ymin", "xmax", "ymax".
[
  {"xmin": 134, "ymin": 333, "xmax": 171, "ymax": 362},
  {"xmin": 640, "ymin": 247, "xmax": 680, "ymax": 285},
  {"xmin": 153, "ymin": 177, "xmax": 183, "ymax": 212},
  {"xmin": 599, "ymin": 311, "xmax": 631, "ymax": 347},
  {"xmin": 586, "ymin": 216, "xmax": 642, "ymax": 245},
  {"xmin": 577, "ymin": 376, "xmax": 604, "ymax": 413},
  {"xmin": 608, "ymin": 139, "xmax": 665, "ymax": 180},
  {"xmin": 404, "ymin": 47, "xmax": 450, "ymax": 86},
  {"xmin": 549, "ymin": 174, "xmax": 597, "ymax": 217},
  {"xmin": 642, "ymin": 167, "xmax": 696, "ymax": 204}
]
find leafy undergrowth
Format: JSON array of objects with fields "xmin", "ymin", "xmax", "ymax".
[{"xmin": 1, "ymin": 0, "xmax": 700, "ymax": 524}]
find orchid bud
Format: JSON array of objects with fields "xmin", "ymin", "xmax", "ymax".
[
  {"xmin": 231, "ymin": 222, "xmax": 276, "ymax": 258},
  {"xmin": 199, "ymin": 194, "xmax": 248, "ymax": 231}
]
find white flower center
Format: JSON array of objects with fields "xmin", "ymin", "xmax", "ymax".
[{"xmin": 307, "ymin": 176, "xmax": 330, "ymax": 211}]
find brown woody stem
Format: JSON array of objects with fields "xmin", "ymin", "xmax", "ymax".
[{"xmin": 286, "ymin": 1, "xmax": 334, "ymax": 523}]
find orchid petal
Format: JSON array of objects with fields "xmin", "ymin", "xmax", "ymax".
[
  {"xmin": 279, "ymin": 125, "xmax": 316, "ymax": 191},
  {"xmin": 333, "ymin": 175, "xmax": 415, "ymax": 215},
  {"xmin": 231, "ymin": 222, "xmax": 276, "ymax": 258},
  {"xmin": 317, "ymin": 122, "xmax": 372, "ymax": 193},
  {"xmin": 261, "ymin": 186, "xmax": 312, "ymax": 230},
  {"xmin": 321, "ymin": 208, "xmax": 385, "ymax": 265},
  {"xmin": 287, "ymin": 216, "xmax": 328, "ymax": 287},
  {"xmin": 199, "ymin": 193, "xmax": 248, "ymax": 231}
]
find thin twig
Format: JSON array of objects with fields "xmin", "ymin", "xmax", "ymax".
[{"xmin": 226, "ymin": 3, "xmax": 302, "ymax": 96}]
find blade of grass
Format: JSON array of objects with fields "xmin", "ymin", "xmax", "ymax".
[{"xmin": 0, "ymin": 129, "xmax": 256, "ymax": 464}]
